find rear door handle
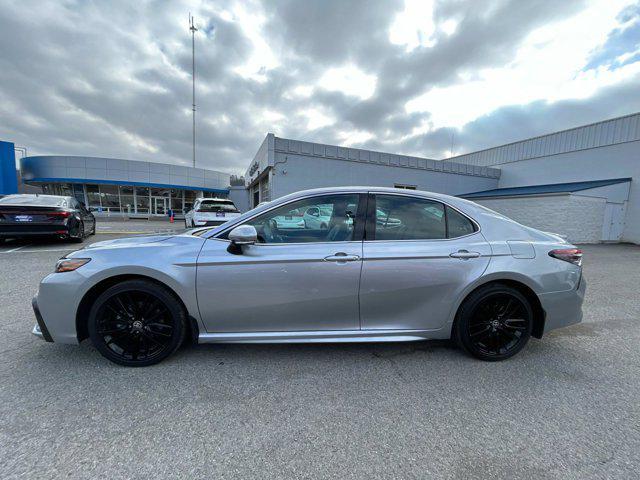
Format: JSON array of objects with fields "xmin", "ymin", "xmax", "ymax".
[
  {"xmin": 324, "ymin": 252, "xmax": 360, "ymax": 262},
  {"xmin": 450, "ymin": 249, "xmax": 481, "ymax": 259}
]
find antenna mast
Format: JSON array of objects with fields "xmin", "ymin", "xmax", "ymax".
[{"xmin": 189, "ymin": 13, "xmax": 197, "ymax": 168}]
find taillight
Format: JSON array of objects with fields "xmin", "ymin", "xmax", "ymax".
[
  {"xmin": 49, "ymin": 211, "xmax": 71, "ymax": 218},
  {"xmin": 549, "ymin": 248, "xmax": 582, "ymax": 266}
]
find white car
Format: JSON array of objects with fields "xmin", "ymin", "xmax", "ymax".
[
  {"xmin": 272, "ymin": 208, "xmax": 306, "ymax": 229},
  {"xmin": 303, "ymin": 205, "xmax": 333, "ymax": 229},
  {"xmin": 184, "ymin": 198, "xmax": 241, "ymax": 228}
]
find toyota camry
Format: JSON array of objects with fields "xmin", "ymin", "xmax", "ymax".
[{"xmin": 32, "ymin": 187, "xmax": 585, "ymax": 366}]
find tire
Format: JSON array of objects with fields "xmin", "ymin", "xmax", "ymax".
[
  {"xmin": 70, "ymin": 221, "xmax": 85, "ymax": 243},
  {"xmin": 87, "ymin": 279, "xmax": 186, "ymax": 367},
  {"xmin": 453, "ymin": 283, "xmax": 533, "ymax": 361},
  {"xmin": 89, "ymin": 221, "xmax": 96, "ymax": 235}
]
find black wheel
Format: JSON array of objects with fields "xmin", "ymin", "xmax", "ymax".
[
  {"xmin": 454, "ymin": 284, "xmax": 532, "ymax": 361},
  {"xmin": 71, "ymin": 221, "xmax": 85, "ymax": 243},
  {"xmin": 87, "ymin": 280, "xmax": 186, "ymax": 366},
  {"xmin": 89, "ymin": 221, "xmax": 96, "ymax": 235}
]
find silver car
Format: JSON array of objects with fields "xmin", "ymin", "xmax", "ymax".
[{"xmin": 32, "ymin": 187, "xmax": 586, "ymax": 366}]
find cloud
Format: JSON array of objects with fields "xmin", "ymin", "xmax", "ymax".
[{"xmin": 0, "ymin": 0, "xmax": 638, "ymax": 176}]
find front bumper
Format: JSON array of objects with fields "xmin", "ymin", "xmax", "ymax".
[
  {"xmin": 539, "ymin": 276, "xmax": 587, "ymax": 334},
  {"xmin": 32, "ymin": 297, "xmax": 54, "ymax": 342}
]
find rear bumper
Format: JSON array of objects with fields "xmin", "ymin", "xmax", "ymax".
[
  {"xmin": 539, "ymin": 276, "xmax": 587, "ymax": 334},
  {"xmin": 32, "ymin": 297, "xmax": 54, "ymax": 342},
  {"xmin": 0, "ymin": 224, "xmax": 70, "ymax": 238}
]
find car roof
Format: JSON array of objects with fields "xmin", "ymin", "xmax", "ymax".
[{"xmin": 0, "ymin": 194, "xmax": 74, "ymax": 206}]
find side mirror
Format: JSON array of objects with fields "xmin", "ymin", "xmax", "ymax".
[{"xmin": 228, "ymin": 225, "xmax": 257, "ymax": 246}]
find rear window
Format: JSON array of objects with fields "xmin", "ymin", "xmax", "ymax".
[
  {"xmin": 197, "ymin": 200, "xmax": 238, "ymax": 212},
  {"xmin": 0, "ymin": 195, "xmax": 66, "ymax": 206}
]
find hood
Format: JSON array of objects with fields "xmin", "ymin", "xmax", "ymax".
[{"xmin": 83, "ymin": 234, "xmax": 175, "ymax": 250}]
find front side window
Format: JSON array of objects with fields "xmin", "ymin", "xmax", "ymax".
[
  {"xmin": 239, "ymin": 194, "xmax": 360, "ymax": 244},
  {"xmin": 374, "ymin": 195, "xmax": 446, "ymax": 240}
]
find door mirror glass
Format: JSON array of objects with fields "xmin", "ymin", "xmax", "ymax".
[{"xmin": 228, "ymin": 224, "xmax": 257, "ymax": 246}]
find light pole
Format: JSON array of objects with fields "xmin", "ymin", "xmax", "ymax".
[{"xmin": 189, "ymin": 13, "xmax": 197, "ymax": 168}]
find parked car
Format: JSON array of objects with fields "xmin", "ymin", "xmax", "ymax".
[
  {"xmin": 272, "ymin": 208, "xmax": 306, "ymax": 229},
  {"xmin": 184, "ymin": 198, "xmax": 240, "ymax": 227},
  {"xmin": 0, "ymin": 194, "xmax": 95, "ymax": 242},
  {"xmin": 32, "ymin": 187, "xmax": 585, "ymax": 366},
  {"xmin": 302, "ymin": 205, "xmax": 332, "ymax": 229}
]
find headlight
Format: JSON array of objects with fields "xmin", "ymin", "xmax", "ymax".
[{"xmin": 55, "ymin": 258, "xmax": 91, "ymax": 273}]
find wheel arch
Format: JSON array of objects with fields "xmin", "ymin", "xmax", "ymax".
[
  {"xmin": 450, "ymin": 277, "xmax": 546, "ymax": 340},
  {"xmin": 75, "ymin": 274, "xmax": 199, "ymax": 343}
]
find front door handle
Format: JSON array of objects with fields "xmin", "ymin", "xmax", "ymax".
[
  {"xmin": 324, "ymin": 252, "xmax": 360, "ymax": 262},
  {"xmin": 450, "ymin": 249, "xmax": 481, "ymax": 259}
]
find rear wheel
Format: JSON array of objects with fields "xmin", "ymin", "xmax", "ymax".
[
  {"xmin": 87, "ymin": 280, "xmax": 186, "ymax": 366},
  {"xmin": 454, "ymin": 284, "xmax": 532, "ymax": 361},
  {"xmin": 70, "ymin": 221, "xmax": 85, "ymax": 243}
]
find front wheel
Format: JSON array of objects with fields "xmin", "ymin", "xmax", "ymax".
[
  {"xmin": 87, "ymin": 280, "xmax": 186, "ymax": 366},
  {"xmin": 454, "ymin": 284, "xmax": 533, "ymax": 361}
]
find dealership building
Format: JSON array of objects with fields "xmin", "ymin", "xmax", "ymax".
[
  {"xmin": 1, "ymin": 111, "xmax": 638, "ymax": 243},
  {"xmin": 240, "ymin": 113, "xmax": 639, "ymax": 244},
  {"xmin": 1, "ymin": 152, "xmax": 231, "ymax": 217}
]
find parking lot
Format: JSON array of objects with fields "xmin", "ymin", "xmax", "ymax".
[{"xmin": 0, "ymin": 234, "xmax": 638, "ymax": 479}]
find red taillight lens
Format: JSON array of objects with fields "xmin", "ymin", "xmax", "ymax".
[
  {"xmin": 49, "ymin": 211, "xmax": 71, "ymax": 218},
  {"xmin": 549, "ymin": 248, "xmax": 583, "ymax": 266}
]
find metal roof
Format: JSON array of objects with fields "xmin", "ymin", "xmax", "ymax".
[
  {"xmin": 449, "ymin": 112, "xmax": 640, "ymax": 167},
  {"xmin": 461, "ymin": 177, "xmax": 632, "ymax": 199}
]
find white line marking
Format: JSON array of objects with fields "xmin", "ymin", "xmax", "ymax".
[{"xmin": 4, "ymin": 244, "xmax": 29, "ymax": 253}]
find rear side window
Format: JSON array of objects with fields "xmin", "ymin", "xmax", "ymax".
[
  {"xmin": 374, "ymin": 195, "xmax": 446, "ymax": 240},
  {"xmin": 370, "ymin": 195, "xmax": 477, "ymax": 241},
  {"xmin": 446, "ymin": 205, "xmax": 477, "ymax": 238}
]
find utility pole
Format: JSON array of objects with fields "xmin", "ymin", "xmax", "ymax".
[{"xmin": 189, "ymin": 13, "xmax": 197, "ymax": 168}]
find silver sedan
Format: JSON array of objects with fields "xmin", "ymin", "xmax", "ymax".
[{"xmin": 32, "ymin": 187, "xmax": 586, "ymax": 366}]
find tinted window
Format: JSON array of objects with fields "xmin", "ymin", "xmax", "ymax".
[
  {"xmin": 446, "ymin": 205, "xmax": 476, "ymax": 238},
  {"xmin": 197, "ymin": 200, "xmax": 238, "ymax": 212},
  {"xmin": 243, "ymin": 194, "xmax": 360, "ymax": 244},
  {"xmin": 374, "ymin": 195, "xmax": 446, "ymax": 240}
]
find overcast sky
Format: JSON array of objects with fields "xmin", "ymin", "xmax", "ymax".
[{"xmin": 1, "ymin": 0, "xmax": 639, "ymax": 174}]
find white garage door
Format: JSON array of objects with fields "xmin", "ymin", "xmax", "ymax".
[{"xmin": 475, "ymin": 194, "xmax": 606, "ymax": 243}]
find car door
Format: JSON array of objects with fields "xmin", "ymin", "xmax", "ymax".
[
  {"xmin": 196, "ymin": 193, "xmax": 365, "ymax": 333},
  {"xmin": 359, "ymin": 193, "xmax": 491, "ymax": 331}
]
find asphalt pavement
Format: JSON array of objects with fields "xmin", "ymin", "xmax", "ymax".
[{"xmin": 0, "ymin": 234, "xmax": 638, "ymax": 479}]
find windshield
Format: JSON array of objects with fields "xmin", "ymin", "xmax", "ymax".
[{"xmin": 197, "ymin": 200, "xmax": 238, "ymax": 212}]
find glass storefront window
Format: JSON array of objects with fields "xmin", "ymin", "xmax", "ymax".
[
  {"xmin": 86, "ymin": 184, "xmax": 101, "ymax": 209},
  {"xmin": 135, "ymin": 187, "xmax": 149, "ymax": 214},
  {"xmin": 99, "ymin": 184, "xmax": 121, "ymax": 212},
  {"xmin": 184, "ymin": 190, "xmax": 197, "ymax": 213},
  {"xmin": 72, "ymin": 184, "xmax": 85, "ymax": 205},
  {"xmin": 170, "ymin": 189, "xmax": 183, "ymax": 214},
  {"xmin": 120, "ymin": 186, "xmax": 135, "ymax": 214}
]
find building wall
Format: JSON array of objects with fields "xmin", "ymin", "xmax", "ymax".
[
  {"xmin": 495, "ymin": 141, "xmax": 639, "ymax": 243},
  {"xmin": 21, "ymin": 155, "xmax": 231, "ymax": 192},
  {"xmin": 228, "ymin": 186, "xmax": 251, "ymax": 212},
  {"xmin": 451, "ymin": 113, "xmax": 640, "ymax": 167},
  {"xmin": 476, "ymin": 194, "xmax": 606, "ymax": 243},
  {"xmin": 270, "ymin": 153, "xmax": 500, "ymax": 199}
]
